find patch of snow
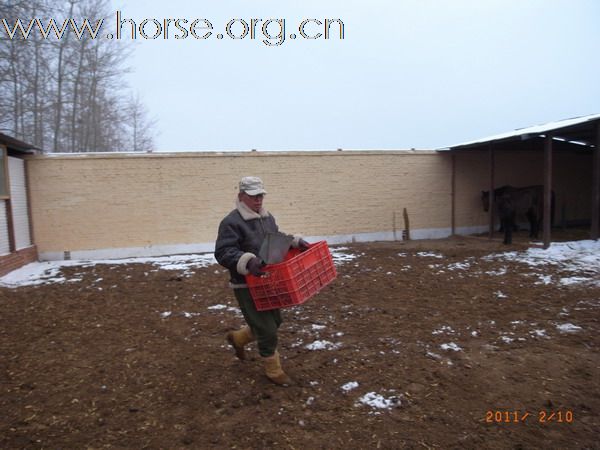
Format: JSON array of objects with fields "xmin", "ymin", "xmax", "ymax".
[
  {"xmin": 440, "ymin": 342, "xmax": 462, "ymax": 352},
  {"xmin": 207, "ymin": 304, "xmax": 227, "ymax": 310},
  {"xmin": 432, "ymin": 325, "xmax": 455, "ymax": 335},
  {"xmin": 0, "ymin": 253, "xmax": 216, "ymax": 287},
  {"xmin": 0, "ymin": 262, "xmax": 73, "ymax": 287},
  {"xmin": 555, "ymin": 323, "xmax": 582, "ymax": 333},
  {"xmin": 530, "ymin": 329, "xmax": 548, "ymax": 338},
  {"xmin": 560, "ymin": 276, "xmax": 590, "ymax": 286},
  {"xmin": 330, "ymin": 247, "xmax": 357, "ymax": 265},
  {"xmin": 447, "ymin": 262, "xmax": 470, "ymax": 270},
  {"xmin": 417, "ymin": 252, "xmax": 444, "ymax": 259},
  {"xmin": 305, "ymin": 340, "xmax": 341, "ymax": 350},
  {"xmin": 356, "ymin": 392, "xmax": 401, "ymax": 410},
  {"xmin": 486, "ymin": 240, "xmax": 600, "ymax": 286},
  {"xmin": 341, "ymin": 381, "xmax": 359, "ymax": 392},
  {"xmin": 160, "ymin": 311, "xmax": 172, "ymax": 318},
  {"xmin": 426, "ymin": 351, "xmax": 442, "ymax": 360},
  {"xmin": 535, "ymin": 275, "xmax": 553, "ymax": 285}
]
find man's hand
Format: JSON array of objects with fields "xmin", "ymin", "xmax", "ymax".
[
  {"xmin": 247, "ymin": 256, "xmax": 266, "ymax": 276},
  {"xmin": 298, "ymin": 239, "xmax": 311, "ymax": 251}
]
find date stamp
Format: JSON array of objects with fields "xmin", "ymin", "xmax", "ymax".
[{"xmin": 485, "ymin": 410, "xmax": 574, "ymax": 424}]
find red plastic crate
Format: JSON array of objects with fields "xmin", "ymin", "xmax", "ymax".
[{"xmin": 246, "ymin": 241, "xmax": 337, "ymax": 311}]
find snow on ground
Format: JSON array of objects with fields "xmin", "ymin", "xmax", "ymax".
[
  {"xmin": 329, "ymin": 247, "xmax": 358, "ymax": 264},
  {"xmin": 440, "ymin": 342, "xmax": 463, "ymax": 352},
  {"xmin": 341, "ymin": 381, "xmax": 359, "ymax": 392},
  {"xmin": 1, "ymin": 246, "xmax": 358, "ymax": 288},
  {"xmin": 555, "ymin": 323, "xmax": 583, "ymax": 333},
  {"xmin": 0, "ymin": 254, "xmax": 216, "ymax": 288},
  {"xmin": 356, "ymin": 392, "xmax": 402, "ymax": 411},
  {"xmin": 305, "ymin": 340, "xmax": 342, "ymax": 351},
  {"xmin": 416, "ymin": 251, "xmax": 444, "ymax": 259},
  {"xmin": 485, "ymin": 240, "xmax": 600, "ymax": 286},
  {"xmin": 4, "ymin": 240, "xmax": 598, "ymax": 289}
]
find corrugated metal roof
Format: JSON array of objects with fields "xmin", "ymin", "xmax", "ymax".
[{"xmin": 439, "ymin": 113, "xmax": 600, "ymax": 151}]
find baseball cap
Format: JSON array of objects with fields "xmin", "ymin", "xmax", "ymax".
[{"xmin": 239, "ymin": 176, "xmax": 267, "ymax": 195}]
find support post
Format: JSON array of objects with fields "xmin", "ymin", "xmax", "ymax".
[
  {"xmin": 488, "ymin": 145, "xmax": 495, "ymax": 239},
  {"xmin": 451, "ymin": 153, "xmax": 456, "ymax": 235},
  {"xmin": 543, "ymin": 135, "xmax": 553, "ymax": 249},
  {"xmin": 591, "ymin": 123, "xmax": 600, "ymax": 239}
]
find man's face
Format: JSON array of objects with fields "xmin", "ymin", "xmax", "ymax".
[{"xmin": 239, "ymin": 192, "xmax": 264, "ymax": 213}]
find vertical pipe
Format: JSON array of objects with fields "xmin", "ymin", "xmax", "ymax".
[
  {"xmin": 543, "ymin": 135, "xmax": 553, "ymax": 249},
  {"xmin": 591, "ymin": 122, "xmax": 600, "ymax": 239},
  {"xmin": 488, "ymin": 145, "xmax": 495, "ymax": 239},
  {"xmin": 24, "ymin": 157, "xmax": 36, "ymax": 247},
  {"xmin": 451, "ymin": 152, "xmax": 456, "ymax": 235}
]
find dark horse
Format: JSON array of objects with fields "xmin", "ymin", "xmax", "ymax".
[{"xmin": 481, "ymin": 185, "xmax": 554, "ymax": 244}]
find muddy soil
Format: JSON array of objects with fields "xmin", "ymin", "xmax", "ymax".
[{"xmin": 1, "ymin": 233, "xmax": 599, "ymax": 449}]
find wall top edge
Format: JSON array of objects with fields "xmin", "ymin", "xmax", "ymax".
[{"xmin": 25, "ymin": 149, "xmax": 437, "ymax": 160}]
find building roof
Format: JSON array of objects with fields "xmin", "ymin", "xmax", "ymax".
[
  {"xmin": 439, "ymin": 113, "xmax": 600, "ymax": 151},
  {"xmin": 0, "ymin": 132, "xmax": 41, "ymax": 153}
]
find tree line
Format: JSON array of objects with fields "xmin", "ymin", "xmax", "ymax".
[{"xmin": 0, "ymin": 0, "xmax": 156, "ymax": 152}]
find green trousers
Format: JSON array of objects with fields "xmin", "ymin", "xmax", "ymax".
[{"xmin": 234, "ymin": 288, "xmax": 282, "ymax": 357}]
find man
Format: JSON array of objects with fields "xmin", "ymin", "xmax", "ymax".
[{"xmin": 214, "ymin": 176, "xmax": 308, "ymax": 386}]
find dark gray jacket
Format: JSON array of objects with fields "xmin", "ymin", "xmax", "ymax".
[{"xmin": 215, "ymin": 199, "xmax": 283, "ymax": 287}]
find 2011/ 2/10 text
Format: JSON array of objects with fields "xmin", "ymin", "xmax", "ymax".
[{"xmin": 485, "ymin": 410, "xmax": 574, "ymax": 424}]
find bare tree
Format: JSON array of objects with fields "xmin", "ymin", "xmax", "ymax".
[
  {"xmin": 124, "ymin": 93, "xmax": 157, "ymax": 152},
  {"xmin": 51, "ymin": 0, "xmax": 75, "ymax": 151},
  {"xmin": 0, "ymin": 0, "xmax": 157, "ymax": 153}
]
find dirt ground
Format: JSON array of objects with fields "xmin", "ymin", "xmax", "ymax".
[{"xmin": 1, "ymin": 231, "xmax": 599, "ymax": 449}]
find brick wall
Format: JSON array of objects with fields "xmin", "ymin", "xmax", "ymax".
[
  {"xmin": 26, "ymin": 151, "xmax": 454, "ymax": 260},
  {"xmin": 0, "ymin": 245, "xmax": 38, "ymax": 277},
  {"xmin": 24, "ymin": 149, "xmax": 592, "ymax": 261}
]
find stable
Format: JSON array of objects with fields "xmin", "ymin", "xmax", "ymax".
[
  {"xmin": 0, "ymin": 133, "xmax": 40, "ymax": 276},
  {"xmin": 441, "ymin": 113, "xmax": 600, "ymax": 248}
]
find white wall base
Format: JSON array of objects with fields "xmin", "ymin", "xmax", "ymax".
[
  {"xmin": 40, "ymin": 242, "xmax": 215, "ymax": 261},
  {"xmin": 39, "ymin": 226, "xmax": 486, "ymax": 261},
  {"xmin": 454, "ymin": 225, "xmax": 488, "ymax": 236}
]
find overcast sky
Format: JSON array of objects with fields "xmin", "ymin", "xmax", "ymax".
[{"xmin": 108, "ymin": 0, "xmax": 600, "ymax": 152}]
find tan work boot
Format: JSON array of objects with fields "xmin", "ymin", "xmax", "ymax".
[
  {"xmin": 262, "ymin": 351, "xmax": 294, "ymax": 386},
  {"xmin": 226, "ymin": 326, "xmax": 255, "ymax": 360}
]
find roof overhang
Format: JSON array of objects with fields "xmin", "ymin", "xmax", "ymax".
[
  {"xmin": 438, "ymin": 113, "xmax": 600, "ymax": 151},
  {"xmin": 0, "ymin": 132, "xmax": 42, "ymax": 154}
]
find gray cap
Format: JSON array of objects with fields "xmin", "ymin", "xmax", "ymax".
[{"xmin": 239, "ymin": 176, "xmax": 267, "ymax": 195}]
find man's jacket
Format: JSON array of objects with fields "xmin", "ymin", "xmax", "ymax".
[{"xmin": 215, "ymin": 199, "xmax": 284, "ymax": 287}]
